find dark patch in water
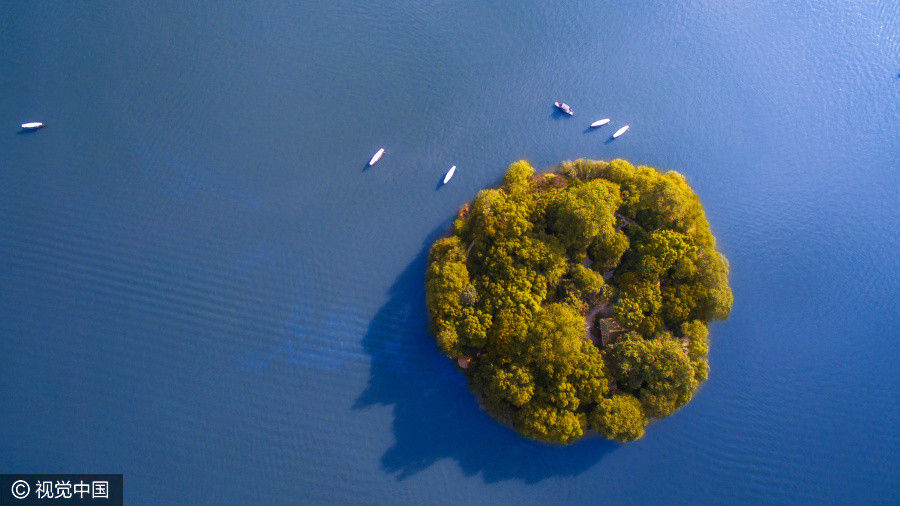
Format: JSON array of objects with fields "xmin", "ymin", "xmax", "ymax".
[{"xmin": 354, "ymin": 225, "xmax": 615, "ymax": 482}]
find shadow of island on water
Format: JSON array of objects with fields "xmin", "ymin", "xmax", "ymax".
[{"xmin": 354, "ymin": 224, "xmax": 617, "ymax": 483}]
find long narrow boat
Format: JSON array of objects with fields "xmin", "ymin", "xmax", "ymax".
[
  {"xmin": 20, "ymin": 122, "xmax": 45, "ymax": 130},
  {"xmin": 590, "ymin": 118, "xmax": 610, "ymax": 128},
  {"xmin": 612, "ymin": 125, "xmax": 630, "ymax": 138},
  {"xmin": 368, "ymin": 148, "xmax": 385, "ymax": 166},
  {"xmin": 443, "ymin": 165, "xmax": 457, "ymax": 184}
]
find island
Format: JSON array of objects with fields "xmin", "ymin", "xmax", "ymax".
[{"xmin": 425, "ymin": 159, "xmax": 733, "ymax": 444}]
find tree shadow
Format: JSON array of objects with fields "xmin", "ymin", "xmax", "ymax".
[{"xmin": 354, "ymin": 224, "xmax": 618, "ymax": 483}]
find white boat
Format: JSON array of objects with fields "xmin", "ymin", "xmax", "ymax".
[
  {"xmin": 612, "ymin": 125, "xmax": 630, "ymax": 138},
  {"xmin": 443, "ymin": 165, "xmax": 457, "ymax": 184},
  {"xmin": 590, "ymin": 118, "xmax": 610, "ymax": 128},
  {"xmin": 20, "ymin": 122, "xmax": 45, "ymax": 130},
  {"xmin": 554, "ymin": 102, "xmax": 574, "ymax": 116},
  {"xmin": 368, "ymin": 148, "xmax": 385, "ymax": 166}
]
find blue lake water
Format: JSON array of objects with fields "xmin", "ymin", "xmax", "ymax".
[{"xmin": 1, "ymin": 1, "xmax": 897, "ymax": 503}]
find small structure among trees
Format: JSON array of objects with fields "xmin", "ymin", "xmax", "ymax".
[{"xmin": 597, "ymin": 317, "xmax": 627, "ymax": 348}]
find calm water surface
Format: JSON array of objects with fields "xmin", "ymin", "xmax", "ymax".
[{"xmin": 1, "ymin": 1, "xmax": 897, "ymax": 504}]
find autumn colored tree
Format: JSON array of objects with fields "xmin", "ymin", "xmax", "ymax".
[{"xmin": 589, "ymin": 394, "xmax": 647, "ymax": 442}]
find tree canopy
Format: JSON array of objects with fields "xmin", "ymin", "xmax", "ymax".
[{"xmin": 426, "ymin": 159, "xmax": 733, "ymax": 444}]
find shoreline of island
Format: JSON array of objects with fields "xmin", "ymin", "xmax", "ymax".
[{"xmin": 426, "ymin": 158, "xmax": 733, "ymax": 444}]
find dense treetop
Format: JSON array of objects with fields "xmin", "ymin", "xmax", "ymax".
[{"xmin": 426, "ymin": 159, "xmax": 733, "ymax": 444}]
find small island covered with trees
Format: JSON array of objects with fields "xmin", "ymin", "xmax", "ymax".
[{"xmin": 426, "ymin": 159, "xmax": 733, "ymax": 444}]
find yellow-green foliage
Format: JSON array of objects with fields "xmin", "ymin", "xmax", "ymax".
[
  {"xmin": 559, "ymin": 158, "xmax": 610, "ymax": 181},
  {"xmin": 589, "ymin": 394, "xmax": 647, "ymax": 442},
  {"xmin": 570, "ymin": 264, "xmax": 605, "ymax": 297},
  {"xmin": 504, "ymin": 159, "xmax": 535, "ymax": 194},
  {"xmin": 550, "ymin": 178, "xmax": 621, "ymax": 252},
  {"xmin": 426, "ymin": 159, "xmax": 732, "ymax": 444},
  {"xmin": 606, "ymin": 333, "xmax": 695, "ymax": 418}
]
